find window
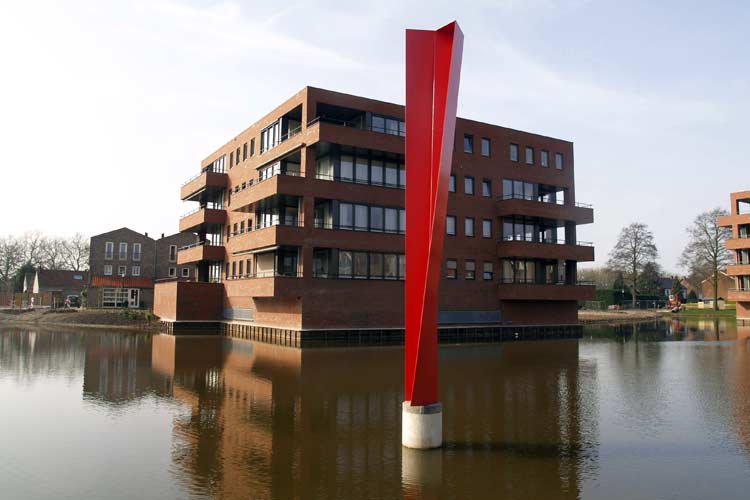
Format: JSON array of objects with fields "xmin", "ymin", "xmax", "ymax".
[
  {"xmin": 355, "ymin": 157, "xmax": 368, "ymax": 183},
  {"xmin": 463, "ymin": 134, "xmax": 474, "ymax": 154},
  {"xmin": 483, "ymin": 219, "xmax": 492, "ymax": 238},
  {"xmin": 339, "ymin": 251, "xmax": 353, "ymax": 278},
  {"xmin": 446, "ymin": 259, "xmax": 457, "ymax": 279},
  {"xmin": 354, "ymin": 252, "xmax": 368, "ymax": 278},
  {"xmin": 385, "ymin": 162, "xmax": 398, "ymax": 186},
  {"xmin": 229, "ymin": 151, "xmax": 234, "ymax": 168},
  {"xmin": 399, "ymin": 209, "xmax": 406, "ymax": 234},
  {"xmin": 446, "ymin": 215, "xmax": 456, "ymax": 235},
  {"xmin": 525, "ymin": 147, "xmax": 534, "ymax": 165},
  {"xmin": 104, "ymin": 264, "xmax": 113, "ymax": 276},
  {"xmin": 369, "ymin": 253, "xmax": 383, "ymax": 279},
  {"xmin": 250, "ymin": 138, "xmax": 255, "ymax": 156},
  {"xmin": 372, "ymin": 115, "xmax": 385, "ymax": 133},
  {"xmin": 236, "ymin": 147, "xmax": 240, "ymax": 164},
  {"xmin": 398, "ymin": 254, "xmax": 406, "ymax": 280},
  {"xmin": 118, "ymin": 265, "xmax": 127, "ymax": 277},
  {"xmin": 371, "ymin": 160, "xmax": 383, "ymax": 185},
  {"xmin": 510, "ymin": 144, "xmax": 519, "ymax": 162},
  {"xmin": 169, "ymin": 267, "xmax": 177, "ymax": 278},
  {"xmin": 541, "ymin": 150, "xmax": 549, "ymax": 167},
  {"xmin": 133, "ymin": 243, "xmax": 141, "ymax": 262},
  {"xmin": 371, "ymin": 114, "xmax": 405, "ymax": 136},
  {"xmin": 385, "ymin": 118, "xmax": 400, "ymax": 136},
  {"xmin": 482, "ymin": 179, "xmax": 491, "ymax": 198},
  {"xmin": 132, "ymin": 265, "xmax": 141, "ymax": 276},
  {"xmin": 449, "ymin": 174, "xmax": 456, "ymax": 193},
  {"xmin": 169, "ymin": 245, "xmax": 177, "ymax": 262},
  {"xmin": 555, "ymin": 153, "xmax": 564, "ymax": 170},
  {"xmin": 340, "ymin": 155, "xmax": 354, "ymax": 182},
  {"xmin": 464, "ymin": 176, "xmax": 474, "ymax": 195},
  {"xmin": 465, "ymin": 260, "xmax": 476, "ymax": 280},
  {"xmin": 118, "ymin": 242, "xmax": 127, "ymax": 260},
  {"xmin": 243, "ymin": 143, "xmax": 247, "ymax": 161},
  {"xmin": 105, "ymin": 241, "xmax": 114, "ymax": 260},
  {"xmin": 385, "ymin": 208, "xmax": 398, "ymax": 233},
  {"xmin": 370, "ymin": 206, "xmax": 384, "ymax": 232},
  {"xmin": 465, "ymin": 217, "xmax": 475, "ymax": 237},
  {"xmin": 354, "ymin": 204, "xmax": 368, "ymax": 231},
  {"xmin": 339, "ymin": 202, "xmax": 353, "ymax": 230},
  {"xmin": 260, "ymin": 121, "xmax": 281, "ymax": 153},
  {"xmin": 182, "ymin": 267, "xmax": 190, "ymax": 278},
  {"xmin": 483, "ymin": 262, "xmax": 494, "ymax": 280},
  {"xmin": 481, "ymin": 137, "xmax": 490, "ymax": 157},
  {"xmin": 384, "ymin": 254, "xmax": 398, "ymax": 279}
]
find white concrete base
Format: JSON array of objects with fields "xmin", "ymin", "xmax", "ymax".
[{"xmin": 402, "ymin": 401, "xmax": 443, "ymax": 449}]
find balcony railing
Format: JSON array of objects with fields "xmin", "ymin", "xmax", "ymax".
[
  {"xmin": 181, "ymin": 165, "xmax": 226, "ymax": 187},
  {"xmin": 499, "ymin": 236, "xmax": 593, "ymax": 246},
  {"xmin": 307, "ymin": 116, "xmax": 406, "ymax": 137},
  {"xmin": 499, "ymin": 278, "xmax": 593, "ymax": 286},
  {"xmin": 313, "ymin": 218, "xmax": 404, "ymax": 235},
  {"xmin": 498, "ymin": 194, "xmax": 593, "ymax": 209},
  {"xmin": 180, "ymin": 206, "xmax": 224, "ymax": 219},
  {"xmin": 225, "ymin": 270, "xmax": 302, "ymax": 280},
  {"xmin": 314, "ymin": 171, "xmax": 405, "ymax": 190},
  {"xmin": 259, "ymin": 126, "xmax": 302, "ymax": 155},
  {"xmin": 228, "ymin": 217, "xmax": 302, "ymax": 240}
]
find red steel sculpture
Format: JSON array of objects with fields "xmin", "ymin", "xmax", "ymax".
[{"xmin": 404, "ymin": 21, "xmax": 464, "ymax": 407}]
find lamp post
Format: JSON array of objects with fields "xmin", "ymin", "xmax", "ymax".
[{"xmin": 120, "ymin": 269, "xmax": 126, "ymax": 308}]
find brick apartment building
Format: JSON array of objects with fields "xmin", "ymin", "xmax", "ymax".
[
  {"xmin": 89, "ymin": 228, "xmax": 197, "ymax": 308},
  {"xmin": 154, "ymin": 87, "xmax": 595, "ymax": 333},
  {"xmin": 719, "ymin": 191, "xmax": 750, "ymax": 320}
]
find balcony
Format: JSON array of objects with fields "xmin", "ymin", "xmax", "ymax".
[
  {"xmin": 177, "ymin": 241, "xmax": 225, "ymax": 265},
  {"xmin": 497, "ymin": 238, "xmax": 595, "ymax": 262},
  {"xmin": 153, "ymin": 280, "xmax": 223, "ymax": 322},
  {"xmin": 308, "ymin": 116, "xmax": 405, "ymax": 155},
  {"xmin": 181, "ymin": 171, "xmax": 228, "ymax": 202},
  {"xmin": 229, "ymin": 217, "xmax": 304, "ymax": 252},
  {"xmin": 224, "ymin": 272, "xmax": 304, "ymax": 298},
  {"xmin": 179, "ymin": 208, "xmax": 227, "ymax": 233},
  {"xmin": 719, "ymin": 214, "xmax": 750, "ymax": 228},
  {"xmin": 230, "ymin": 172, "xmax": 306, "ymax": 211},
  {"xmin": 728, "ymin": 289, "xmax": 750, "ymax": 302},
  {"xmin": 497, "ymin": 280, "xmax": 596, "ymax": 301},
  {"xmin": 496, "ymin": 195, "xmax": 594, "ymax": 225},
  {"xmin": 727, "ymin": 236, "xmax": 750, "ymax": 251}
]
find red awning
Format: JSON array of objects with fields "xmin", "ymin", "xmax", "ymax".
[{"xmin": 90, "ymin": 276, "xmax": 154, "ymax": 289}]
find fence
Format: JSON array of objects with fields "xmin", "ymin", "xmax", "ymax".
[{"xmin": 1, "ymin": 292, "xmax": 56, "ymax": 308}]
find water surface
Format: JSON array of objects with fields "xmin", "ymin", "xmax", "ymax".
[{"xmin": 1, "ymin": 318, "xmax": 749, "ymax": 499}]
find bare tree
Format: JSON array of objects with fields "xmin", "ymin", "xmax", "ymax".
[
  {"xmin": 577, "ymin": 266, "xmax": 619, "ymax": 289},
  {"xmin": 63, "ymin": 233, "xmax": 90, "ymax": 271},
  {"xmin": 679, "ymin": 208, "xmax": 732, "ymax": 310},
  {"xmin": 21, "ymin": 230, "xmax": 45, "ymax": 268},
  {"xmin": 607, "ymin": 222, "xmax": 659, "ymax": 307},
  {"xmin": 0, "ymin": 236, "xmax": 24, "ymax": 300},
  {"xmin": 42, "ymin": 237, "xmax": 70, "ymax": 270}
]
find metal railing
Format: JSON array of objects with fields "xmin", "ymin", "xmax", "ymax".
[
  {"xmin": 313, "ymin": 219, "xmax": 404, "ymax": 234},
  {"xmin": 499, "ymin": 236, "xmax": 593, "ymax": 246},
  {"xmin": 226, "ymin": 270, "xmax": 302, "ymax": 280},
  {"xmin": 499, "ymin": 278, "xmax": 593, "ymax": 286},
  {"xmin": 181, "ymin": 165, "xmax": 226, "ymax": 187},
  {"xmin": 498, "ymin": 194, "xmax": 593, "ymax": 209},
  {"xmin": 314, "ymin": 171, "xmax": 405, "ymax": 189},
  {"xmin": 307, "ymin": 116, "xmax": 405, "ymax": 137},
  {"xmin": 259, "ymin": 125, "xmax": 302, "ymax": 155}
]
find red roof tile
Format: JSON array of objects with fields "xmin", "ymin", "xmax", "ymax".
[{"xmin": 90, "ymin": 276, "xmax": 154, "ymax": 289}]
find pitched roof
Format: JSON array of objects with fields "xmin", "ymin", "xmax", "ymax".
[
  {"xmin": 36, "ymin": 270, "xmax": 89, "ymax": 290},
  {"xmin": 90, "ymin": 276, "xmax": 154, "ymax": 289}
]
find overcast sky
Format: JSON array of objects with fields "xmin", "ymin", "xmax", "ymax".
[{"xmin": 1, "ymin": 0, "xmax": 747, "ymax": 271}]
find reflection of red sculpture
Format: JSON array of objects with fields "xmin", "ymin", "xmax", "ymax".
[{"xmin": 404, "ymin": 21, "xmax": 463, "ymax": 407}]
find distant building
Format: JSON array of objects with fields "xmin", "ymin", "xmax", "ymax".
[
  {"xmin": 699, "ymin": 271, "xmax": 734, "ymax": 302},
  {"xmin": 28, "ymin": 269, "xmax": 88, "ymax": 299},
  {"xmin": 88, "ymin": 228, "xmax": 197, "ymax": 309},
  {"xmin": 718, "ymin": 191, "xmax": 750, "ymax": 320}
]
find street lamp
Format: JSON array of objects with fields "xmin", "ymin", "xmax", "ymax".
[{"xmin": 120, "ymin": 269, "xmax": 126, "ymax": 308}]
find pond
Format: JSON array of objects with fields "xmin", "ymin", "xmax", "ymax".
[{"xmin": 1, "ymin": 318, "xmax": 749, "ymax": 499}]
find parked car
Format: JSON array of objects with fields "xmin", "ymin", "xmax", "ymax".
[{"xmin": 65, "ymin": 295, "xmax": 81, "ymax": 308}]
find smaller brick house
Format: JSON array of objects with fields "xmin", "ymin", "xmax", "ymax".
[
  {"xmin": 31, "ymin": 270, "xmax": 89, "ymax": 304},
  {"xmin": 88, "ymin": 228, "xmax": 197, "ymax": 309}
]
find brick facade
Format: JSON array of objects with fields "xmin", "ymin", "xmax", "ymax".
[{"xmin": 156, "ymin": 86, "xmax": 595, "ymax": 330}]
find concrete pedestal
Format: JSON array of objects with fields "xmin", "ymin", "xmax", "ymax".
[{"xmin": 402, "ymin": 401, "xmax": 442, "ymax": 449}]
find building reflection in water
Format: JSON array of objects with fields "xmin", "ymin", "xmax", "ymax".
[{"xmin": 150, "ymin": 335, "xmax": 599, "ymax": 500}]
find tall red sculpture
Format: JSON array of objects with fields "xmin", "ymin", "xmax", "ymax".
[{"xmin": 403, "ymin": 21, "xmax": 463, "ymax": 449}]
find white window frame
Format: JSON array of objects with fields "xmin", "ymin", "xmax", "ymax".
[
  {"xmin": 118, "ymin": 242, "xmax": 127, "ymax": 260},
  {"xmin": 118, "ymin": 265, "xmax": 127, "ymax": 277},
  {"xmin": 169, "ymin": 245, "xmax": 177, "ymax": 262},
  {"xmin": 181, "ymin": 267, "xmax": 190, "ymax": 278},
  {"xmin": 105, "ymin": 241, "xmax": 114, "ymax": 260},
  {"xmin": 104, "ymin": 264, "xmax": 113, "ymax": 276},
  {"xmin": 132, "ymin": 265, "xmax": 141, "ymax": 277},
  {"xmin": 169, "ymin": 267, "xmax": 177, "ymax": 278},
  {"xmin": 133, "ymin": 243, "xmax": 142, "ymax": 262}
]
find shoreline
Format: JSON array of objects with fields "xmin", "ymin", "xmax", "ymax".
[{"xmin": 0, "ymin": 308, "xmax": 159, "ymax": 333}]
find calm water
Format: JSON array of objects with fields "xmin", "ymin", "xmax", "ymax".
[{"xmin": 1, "ymin": 319, "xmax": 749, "ymax": 500}]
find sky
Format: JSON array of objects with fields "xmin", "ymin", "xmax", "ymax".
[{"xmin": 1, "ymin": 0, "xmax": 748, "ymax": 272}]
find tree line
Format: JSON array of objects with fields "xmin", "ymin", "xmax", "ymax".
[
  {"xmin": 580, "ymin": 208, "xmax": 732, "ymax": 310},
  {"xmin": 0, "ymin": 231, "xmax": 90, "ymax": 294}
]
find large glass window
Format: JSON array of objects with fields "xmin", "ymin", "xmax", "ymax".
[
  {"xmin": 119, "ymin": 242, "xmax": 127, "ymax": 260},
  {"xmin": 105, "ymin": 242, "xmax": 113, "ymax": 260},
  {"xmin": 355, "ymin": 157, "xmax": 369, "ymax": 183},
  {"xmin": 339, "ymin": 202, "xmax": 353, "ymax": 230},
  {"xmin": 371, "ymin": 160, "xmax": 383, "ymax": 185},
  {"xmin": 384, "ymin": 254, "xmax": 398, "ymax": 279},
  {"xmin": 399, "ymin": 209, "xmax": 406, "ymax": 234},
  {"xmin": 385, "ymin": 162, "xmax": 399, "ymax": 186},
  {"xmin": 369, "ymin": 253, "xmax": 383, "ymax": 278},
  {"xmin": 354, "ymin": 205, "xmax": 368, "ymax": 231},
  {"xmin": 386, "ymin": 118, "xmax": 400, "ymax": 136},
  {"xmin": 385, "ymin": 208, "xmax": 398, "ymax": 233},
  {"xmin": 398, "ymin": 255, "xmax": 406, "ymax": 280},
  {"xmin": 372, "ymin": 115, "xmax": 385, "ymax": 133},
  {"xmin": 340, "ymin": 155, "xmax": 354, "ymax": 182},
  {"xmin": 370, "ymin": 206, "xmax": 384, "ymax": 232},
  {"xmin": 354, "ymin": 252, "xmax": 368, "ymax": 278},
  {"xmin": 339, "ymin": 251, "xmax": 352, "ymax": 278},
  {"xmin": 133, "ymin": 243, "xmax": 141, "ymax": 262}
]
